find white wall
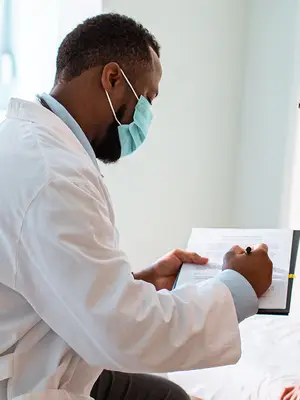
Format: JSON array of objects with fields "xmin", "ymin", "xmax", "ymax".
[
  {"xmin": 57, "ymin": 0, "xmax": 103, "ymax": 43},
  {"xmin": 233, "ymin": 0, "xmax": 300, "ymax": 228},
  {"xmin": 103, "ymin": 0, "xmax": 247, "ymax": 270},
  {"xmin": 0, "ymin": 0, "xmax": 102, "ymax": 119}
]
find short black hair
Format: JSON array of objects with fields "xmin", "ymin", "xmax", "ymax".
[{"xmin": 55, "ymin": 13, "xmax": 160, "ymax": 83}]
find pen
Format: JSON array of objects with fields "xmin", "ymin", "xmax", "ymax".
[{"xmin": 245, "ymin": 246, "xmax": 252, "ymax": 254}]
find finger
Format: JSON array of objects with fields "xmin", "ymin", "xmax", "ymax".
[
  {"xmin": 231, "ymin": 245, "xmax": 245, "ymax": 255},
  {"xmin": 283, "ymin": 387, "xmax": 295, "ymax": 394},
  {"xmin": 223, "ymin": 245, "xmax": 244, "ymax": 264},
  {"xmin": 280, "ymin": 392, "xmax": 288, "ymax": 400},
  {"xmin": 281, "ymin": 388, "xmax": 291, "ymax": 399},
  {"xmin": 253, "ymin": 243, "xmax": 268, "ymax": 253},
  {"xmin": 173, "ymin": 249, "xmax": 208, "ymax": 265},
  {"xmin": 281, "ymin": 387, "xmax": 295, "ymax": 400}
]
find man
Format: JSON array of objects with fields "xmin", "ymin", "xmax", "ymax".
[{"xmin": 0, "ymin": 13, "xmax": 272, "ymax": 400}]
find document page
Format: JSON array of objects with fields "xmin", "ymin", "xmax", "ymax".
[{"xmin": 175, "ymin": 229, "xmax": 293, "ymax": 310}]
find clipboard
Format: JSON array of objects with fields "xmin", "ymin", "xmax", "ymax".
[
  {"xmin": 257, "ymin": 229, "xmax": 299, "ymax": 315},
  {"xmin": 173, "ymin": 229, "xmax": 300, "ymax": 316}
]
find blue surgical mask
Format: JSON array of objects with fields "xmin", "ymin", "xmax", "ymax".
[{"xmin": 105, "ymin": 69, "xmax": 153, "ymax": 157}]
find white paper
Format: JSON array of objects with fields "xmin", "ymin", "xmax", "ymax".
[{"xmin": 175, "ymin": 229, "xmax": 294, "ymax": 310}]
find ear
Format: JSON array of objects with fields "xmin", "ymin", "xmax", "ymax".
[{"xmin": 101, "ymin": 62, "xmax": 123, "ymax": 93}]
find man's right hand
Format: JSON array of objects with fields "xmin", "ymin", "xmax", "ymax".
[{"xmin": 222, "ymin": 244, "xmax": 273, "ymax": 297}]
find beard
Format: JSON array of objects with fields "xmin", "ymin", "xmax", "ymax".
[{"xmin": 91, "ymin": 106, "xmax": 126, "ymax": 164}]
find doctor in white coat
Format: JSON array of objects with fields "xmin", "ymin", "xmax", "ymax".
[{"xmin": 0, "ymin": 13, "xmax": 273, "ymax": 400}]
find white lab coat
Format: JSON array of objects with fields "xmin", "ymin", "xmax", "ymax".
[{"xmin": 0, "ymin": 99, "xmax": 241, "ymax": 400}]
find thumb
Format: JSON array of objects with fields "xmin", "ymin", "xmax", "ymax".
[{"xmin": 253, "ymin": 243, "xmax": 269, "ymax": 253}]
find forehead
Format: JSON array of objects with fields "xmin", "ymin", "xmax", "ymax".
[
  {"xmin": 135, "ymin": 47, "xmax": 162, "ymax": 95},
  {"xmin": 149, "ymin": 46, "xmax": 162, "ymax": 80}
]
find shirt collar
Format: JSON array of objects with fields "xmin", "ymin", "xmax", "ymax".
[{"xmin": 39, "ymin": 93, "xmax": 99, "ymax": 171}]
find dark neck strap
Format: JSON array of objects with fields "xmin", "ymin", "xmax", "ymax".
[{"xmin": 37, "ymin": 95, "xmax": 51, "ymax": 112}]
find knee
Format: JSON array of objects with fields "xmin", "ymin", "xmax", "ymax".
[{"xmin": 167, "ymin": 380, "xmax": 190, "ymax": 400}]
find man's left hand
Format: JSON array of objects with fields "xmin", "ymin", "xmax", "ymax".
[{"xmin": 133, "ymin": 249, "xmax": 208, "ymax": 291}]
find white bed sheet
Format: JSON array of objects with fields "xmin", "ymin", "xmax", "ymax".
[{"xmin": 168, "ymin": 280, "xmax": 300, "ymax": 399}]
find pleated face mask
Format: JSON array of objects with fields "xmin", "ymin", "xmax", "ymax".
[{"xmin": 105, "ymin": 69, "xmax": 153, "ymax": 157}]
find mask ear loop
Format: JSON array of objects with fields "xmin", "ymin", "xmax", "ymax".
[
  {"xmin": 120, "ymin": 69, "xmax": 139, "ymax": 101},
  {"xmin": 105, "ymin": 90, "xmax": 121, "ymax": 125},
  {"xmin": 105, "ymin": 68, "xmax": 139, "ymax": 125}
]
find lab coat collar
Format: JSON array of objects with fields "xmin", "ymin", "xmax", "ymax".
[
  {"xmin": 39, "ymin": 93, "xmax": 99, "ymax": 171},
  {"xmin": 6, "ymin": 96, "xmax": 100, "ymax": 172}
]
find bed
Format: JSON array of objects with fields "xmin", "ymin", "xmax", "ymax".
[{"xmin": 169, "ymin": 279, "xmax": 300, "ymax": 399}]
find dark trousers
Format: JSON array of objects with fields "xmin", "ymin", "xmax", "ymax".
[{"xmin": 90, "ymin": 370, "xmax": 190, "ymax": 400}]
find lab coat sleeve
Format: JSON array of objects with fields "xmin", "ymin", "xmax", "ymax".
[
  {"xmin": 15, "ymin": 177, "xmax": 241, "ymax": 373},
  {"xmin": 217, "ymin": 270, "xmax": 259, "ymax": 323}
]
